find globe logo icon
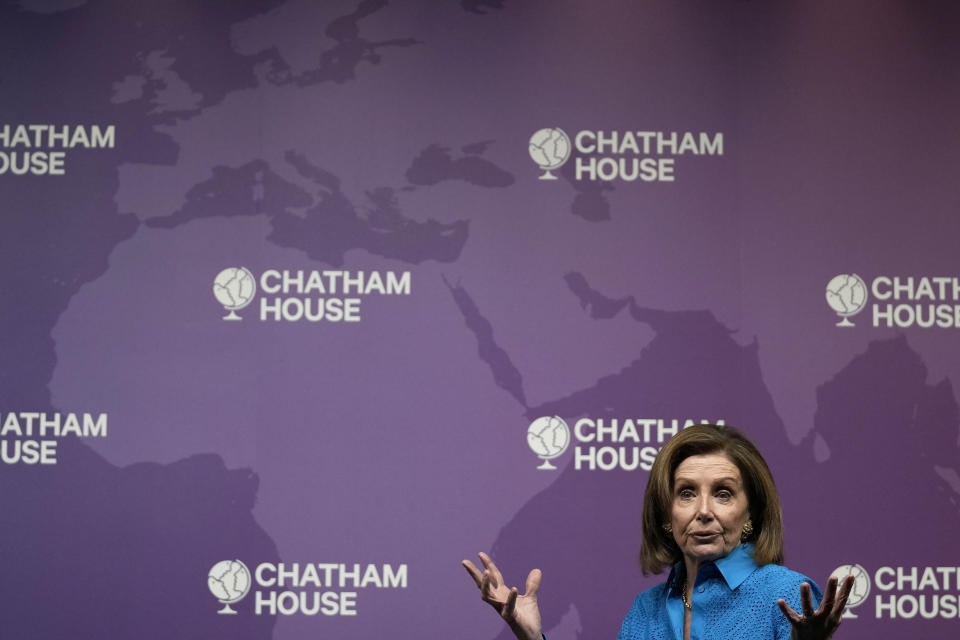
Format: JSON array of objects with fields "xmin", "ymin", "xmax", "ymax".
[
  {"xmin": 213, "ymin": 267, "xmax": 257, "ymax": 321},
  {"xmin": 527, "ymin": 416, "xmax": 571, "ymax": 470},
  {"xmin": 529, "ymin": 128, "xmax": 571, "ymax": 180},
  {"xmin": 208, "ymin": 559, "xmax": 252, "ymax": 614},
  {"xmin": 825, "ymin": 274, "xmax": 868, "ymax": 327},
  {"xmin": 829, "ymin": 564, "xmax": 870, "ymax": 618}
]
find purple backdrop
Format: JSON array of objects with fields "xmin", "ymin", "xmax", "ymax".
[{"xmin": 2, "ymin": 1, "xmax": 958, "ymax": 638}]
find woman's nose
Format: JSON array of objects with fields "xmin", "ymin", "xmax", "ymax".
[{"xmin": 696, "ymin": 495, "xmax": 713, "ymax": 520}]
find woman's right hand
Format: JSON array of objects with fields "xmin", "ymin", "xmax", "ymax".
[{"xmin": 462, "ymin": 552, "xmax": 544, "ymax": 640}]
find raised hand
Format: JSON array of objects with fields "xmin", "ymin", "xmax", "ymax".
[
  {"xmin": 462, "ymin": 552, "xmax": 543, "ymax": 640},
  {"xmin": 778, "ymin": 574, "xmax": 855, "ymax": 640}
]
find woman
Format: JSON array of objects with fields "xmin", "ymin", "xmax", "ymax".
[{"xmin": 463, "ymin": 424, "xmax": 854, "ymax": 640}]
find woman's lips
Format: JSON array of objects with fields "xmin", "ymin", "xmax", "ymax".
[{"xmin": 691, "ymin": 531, "xmax": 720, "ymax": 540}]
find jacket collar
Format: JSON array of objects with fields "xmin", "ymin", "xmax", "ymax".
[{"xmin": 667, "ymin": 543, "xmax": 757, "ymax": 592}]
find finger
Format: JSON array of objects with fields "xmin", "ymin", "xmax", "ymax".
[
  {"xmin": 479, "ymin": 552, "xmax": 505, "ymax": 587},
  {"xmin": 818, "ymin": 576, "xmax": 838, "ymax": 615},
  {"xmin": 777, "ymin": 598, "xmax": 802, "ymax": 625},
  {"xmin": 800, "ymin": 582, "xmax": 816, "ymax": 618},
  {"xmin": 478, "ymin": 563, "xmax": 499, "ymax": 591},
  {"xmin": 504, "ymin": 587, "xmax": 518, "ymax": 618},
  {"xmin": 525, "ymin": 568, "xmax": 542, "ymax": 598},
  {"xmin": 480, "ymin": 572, "xmax": 494, "ymax": 601},
  {"xmin": 834, "ymin": 575, "xmax": 855, "ymax": 612},
  {"xmin": 462, "ymin": 560, "xmax": 483, "ymax": 588}
]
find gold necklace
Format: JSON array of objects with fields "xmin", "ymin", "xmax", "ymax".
[{"xmin": 681, "ymin": 580, "xmax": 692, "ymax": 610}]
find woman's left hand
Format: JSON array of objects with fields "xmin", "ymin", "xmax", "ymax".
[{"xmin": 778, "ymin": 574, "xmax": 855, "ymax": 640}]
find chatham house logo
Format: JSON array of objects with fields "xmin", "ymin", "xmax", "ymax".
[
  {"xmin": 825, "ymin": 274, "xmax": 868, "ymax": 327},
  {"xmin": 213, "ymin": 267, "xmax": 257, "ymax": 321},
  {"xmin": 208, "ymin": 559, "xmax": 252, "ymax": 614},
  {"xmin": 526, "ymin": 416, "xmax": 570, "ymax": 470},
  {"xmin": 829, "ymin": 564, "xmax": 870, "ymax": 619},
  {"xmin": 528, "ymin": 128, "xmax": 571, "ymax": 180}
]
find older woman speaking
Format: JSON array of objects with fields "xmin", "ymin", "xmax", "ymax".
[{"xmin": 463, "ymin": 424, "xmax": 855, "ymax": 640}]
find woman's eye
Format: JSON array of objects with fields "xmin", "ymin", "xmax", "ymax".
[
  {"xmin": 715, "ymin": 490, "xmax": 732, "ymax": 500},
  {"xmin": 678, "ymin": 489, "xmax": 695, "ymax": 499}
]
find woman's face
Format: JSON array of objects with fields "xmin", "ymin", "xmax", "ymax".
[{"xmin": 669, "ymin": 452, "xmax": 750, "ymax": 567}]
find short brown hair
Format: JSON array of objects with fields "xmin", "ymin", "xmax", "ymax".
[{"xmin": 639, "ymin": 424, "xmax": 784, "ymax": 574}]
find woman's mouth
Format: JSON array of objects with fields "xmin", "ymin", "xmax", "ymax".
[{"xmin": 691, "ymin": 531, "xmax": 720, "ymax": 541}]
